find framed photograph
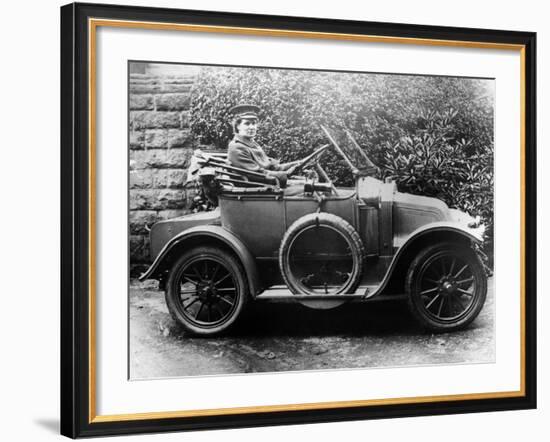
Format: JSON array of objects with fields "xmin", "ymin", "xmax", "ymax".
[{"xmin": 60, "ymin": 2, "xmax": 536, "ymax": 438}]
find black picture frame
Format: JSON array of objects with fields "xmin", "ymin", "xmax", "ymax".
[{"xmin": 61, "ymin": 2, "xmax": 537, "ymax": 438}]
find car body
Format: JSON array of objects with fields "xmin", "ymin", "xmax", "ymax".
[{"xmin": 140, "ymin": 127, "xmax": 488, "ymax": 336}]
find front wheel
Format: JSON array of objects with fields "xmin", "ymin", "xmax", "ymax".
[
  {"xmin": 406, "ymin": 243, "xmax": 487, "ymax": 332},
  {"xmin": 165, "ymin": 246, "xmax": 248, "ymax": 336}
]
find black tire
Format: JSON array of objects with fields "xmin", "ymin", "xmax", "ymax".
[
  {"xmin": 279, "ymin": 213, "xmax": 364, "ymax": 296},
  {"xmin": 406, "ymin": 242, "xmax": 487, "ymax": 332},
  {"xmin": 165, "ymin": 246, "xmax": 248, "ymax": 336}
]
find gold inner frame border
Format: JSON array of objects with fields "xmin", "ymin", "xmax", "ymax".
[{"xmin": 87, "ymin": 17, "xmax": 527, "ymax": 424}]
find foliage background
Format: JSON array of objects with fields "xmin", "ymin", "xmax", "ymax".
[{"xmin": 190, "ymin": 67, "xmax": 494, "ymax": 261}]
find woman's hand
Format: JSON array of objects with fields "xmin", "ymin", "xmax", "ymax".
[
  {"xmin": 280, "ymin": 160, "xmax": 300, "ymax": 171},
  {"xmin": 285, "ymin": 165, "xmax": 298, "ymax": 176}
]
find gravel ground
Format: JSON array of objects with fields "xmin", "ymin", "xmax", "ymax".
[{"xmin": 129, "ymin": 277, "xmax": 494, "ymax": 379}]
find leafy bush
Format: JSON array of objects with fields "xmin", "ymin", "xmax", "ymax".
[{"xmin": 190, "ymin": 67, "xmax": 494, "ymax": 262}]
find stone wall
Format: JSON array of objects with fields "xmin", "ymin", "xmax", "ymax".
[{"xmin": 129, "ymin": 66, "xmax": 203, "ymax": 275}]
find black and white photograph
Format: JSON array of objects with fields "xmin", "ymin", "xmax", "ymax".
[
  {"xmin": 129, "ymin": 61, "xmax": 495, "ymax": 380},
  {"xmin": 58, "ymin": 0, "xmax": 537, "ymax": 439},
  {"xmin": 1, "ymin": 0, "xmax": 544, "ymax": 440}
]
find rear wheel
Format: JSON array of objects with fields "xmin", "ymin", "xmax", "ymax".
[
  {"xmin": 165, "ymin": 246, "xmax": 248, "ymax": 336},
  {"xmin": 406, "ymin": 243, "xmax": 487, "ymax": 332}
]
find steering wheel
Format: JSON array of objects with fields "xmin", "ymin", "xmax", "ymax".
[
  {"xmin": 289, "ymin": 143, "xmax": 339, "ymax": 195},
  {"xmin": 289, "ymin": 143, "xmax": 331, "ymax": 176}
]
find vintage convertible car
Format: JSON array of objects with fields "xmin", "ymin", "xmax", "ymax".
[{"xmin": 139, "ymin": 126, "xmax": 488, "ymax": 336}]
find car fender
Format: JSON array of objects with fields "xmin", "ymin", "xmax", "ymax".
[
  {"xmin": 139, "ymin": 225, "xmax": 261, "ymax": 296},
  {"xmin": 394, "ymin": 221, "xmax": 484, "ymax": 248},
  {"xmin": 368, "ymin": 222, "xmax": 484, "ymax": 298}
]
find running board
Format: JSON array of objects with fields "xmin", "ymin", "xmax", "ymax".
[
  {"xmin": 256, "ymin": 293, "xmax": 369, "ymax": 300},
  {"xmin": 255, "ymin": 285, "xmax": 388, "ymax": 301}
]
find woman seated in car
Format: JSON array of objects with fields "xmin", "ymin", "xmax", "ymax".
[{"xmin": 227, "ymin": 104, "xmax": 300, "ymax": 190}]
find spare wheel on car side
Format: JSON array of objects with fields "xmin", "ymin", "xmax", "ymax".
[{"xmin": 278, "ymin": 212, "xmax": 365, "ymax": 309}]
